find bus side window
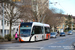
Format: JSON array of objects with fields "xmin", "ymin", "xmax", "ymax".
[
  {"xmin": 32, "ymin": 29, "xmax": 34, "ymax": 34},
  {"xmin": 32, "ymin": 26, "xmax": 43, "ymax": 34},
  {"xmin": 40, "ymin": 26, "xmax": 43, "ymax": 34},
  {"xmin": 45, "ymin": 27, "xmax": 50, "ymax": 33},
  {"xmin": 31, "ymin": 26, "xmax": 35, "ymax": 35}
]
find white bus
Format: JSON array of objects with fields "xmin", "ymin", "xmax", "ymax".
[{"xmin": 19, "ymin": 22, "xmax": 50, "ymax": 42}]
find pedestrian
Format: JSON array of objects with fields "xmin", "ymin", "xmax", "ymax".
[
  {"xmin": 15, "ymin": 32, "xmax": 18, "ymax": 40},
  {"xmin": 57, "ymin": 30, "xmax": 59, "ymax": 36}
]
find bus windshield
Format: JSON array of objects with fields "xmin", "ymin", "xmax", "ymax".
[
  {"xmin": 20, "ymin": 23, "xmax": 32, "ymax": 37},
  {"xmin": 20, "ymin": 27, "xmax": 31, "ymax": 37},
  {"xmin": 20, "ymin": 29, "xmax": 31, "ymax": 37}
]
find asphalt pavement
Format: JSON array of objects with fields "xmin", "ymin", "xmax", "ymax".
[{"xmin": 0, "ymin": 31, "xmax": 75, "ymax": 50}]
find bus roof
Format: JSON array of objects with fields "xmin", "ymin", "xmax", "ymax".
[
  {"xmin": 32, "ymin": 22, "xmax": 44, "ymax": 26},
  {"xmin": 21, "ymin": 22, "xmax": 50, "ymax": 27},
  {"xmin": 44, "ymin": 24, "xmax": 50, "ymax": 27}
]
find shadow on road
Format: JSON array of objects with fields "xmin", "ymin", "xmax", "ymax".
[{"xmin": 12, "ymin": 39, "xmax": 49, "ymax": 43}]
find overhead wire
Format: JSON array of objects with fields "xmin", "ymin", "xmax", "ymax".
[{"xmin": 57, "ymin": 0, "xmax": 72, "ymax": 15}]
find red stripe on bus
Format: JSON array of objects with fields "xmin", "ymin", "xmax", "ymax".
[
  {"xmin": 46, "ymin": 34, "xmax": 50, "ymax": 39},
  {"xmin": 19, "ymin": 38, "xmax": 24, "ymax": 42}
]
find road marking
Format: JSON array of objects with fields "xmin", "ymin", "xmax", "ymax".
[
  {"xmin": 50, "ymin": 43, "xmax": 53, "ymax": 44},
  {"xmin": 54, "ymin": 42, "xmax": 57, "ymax": 43},
  {"xmin": 1, "ymin": 46, "xmax": 42, "ymax": 49}
]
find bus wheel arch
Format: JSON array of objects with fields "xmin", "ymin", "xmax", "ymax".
[{"xmin": 42, "ymin": 35, "xmax": 44, "ymax": 40}]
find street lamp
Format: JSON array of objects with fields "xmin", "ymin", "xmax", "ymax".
[
  {"xmin": 72, "ymin": 17, "xmax": 73, "ymax": 30},
  {"xmin": 0, "ymin": 0, "xmax": 5, "ymax": 37},
  {"xmin": 2, "ymin": 3, "xmax": 4, "ymax": 38}
]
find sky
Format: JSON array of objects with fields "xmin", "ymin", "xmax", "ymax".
[{"xmin": 49, "ymin": 0, "xmax": 75, "ymax": 16}]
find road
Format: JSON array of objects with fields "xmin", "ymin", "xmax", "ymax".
[{"xmin": 0, "ymin": 31, "xmax": 75, "ymax": 50}]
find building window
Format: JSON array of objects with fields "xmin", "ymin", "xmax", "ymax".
[
  {"xmin": 1, "ymin": 20, "xmax": 3, "ymax": 26},
  {"xmin": 1, "ymin": 20, "xmax": 7, "ymax": 25},
  {"xmin": 7, "ymin": 21, "xmax": 9, "ymax": 26},
  {"xmin": 17, "ymin": 28, "xmax": 18, "ymax": 31},
  {"xmin": 4, "ymin": 30, "xmax": 6, "ymax": 34},
  {"xmin": 4, "ymin": 21, "xmax": 6, "ymax": 25},
  {"xmin": 7, "ymin": 30, "xmax": 9, "ymax": 34},
  {"xmin": 1, "ymin": 30, "xmax": 2, "ymax": 34}
]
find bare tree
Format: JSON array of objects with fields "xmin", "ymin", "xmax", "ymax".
[
  {"xmin": 0, "ymin": 0, "xmax": 34, "ymax": 37},
  {"xmin": 18, "ymin": 0, "xmax": 49, "ymax": 22},
  {"xmin": 44, "ymin": 8, "xmax": 64, "ymax": 32},
  {"xmin": 29, "ymin": 0, "xmax": 49, "ymax": 22}
]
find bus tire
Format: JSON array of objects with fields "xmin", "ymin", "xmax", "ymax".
[{"xmin": 42, "ymin": 36, "xmax": 44, "ymax": 40}]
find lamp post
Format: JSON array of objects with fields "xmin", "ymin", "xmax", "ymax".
[
  {"xmin": 72, "ymin": 17, "xmax": 73, "ymax": 31},
  {"xmin": 2, "ymin": 3, "xmax": 4, "ymax": 37},
  {"xmin": 0, "ymin": 0, "xmax": 5, "ymax": 38},
  {"xmin": 2, "ymin": 3, "xmax": 5, "ymax": 38}
]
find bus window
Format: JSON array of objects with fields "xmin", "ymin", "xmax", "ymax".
[
  {"xmin": 32, "ymin": 26, "xmax": 43, "ymax": 34},
  {"xmin": 41, "ymin": 27, "xmax": 43, "ymax": 34},
  {"xmin": 45, "ymin": 27, "xmax": 50, "ymax": 33},
  {"xmin": 31, "ymin": 29, "xmax": 34, "ymax": 35},
  {"xmin": 20, "ymin": 23, "xmax": 32, "ymax": 27}
]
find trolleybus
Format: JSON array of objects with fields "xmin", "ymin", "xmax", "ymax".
[{"xmin": 19, "ymin": 22, "xmax": 50, "ymax": 42}]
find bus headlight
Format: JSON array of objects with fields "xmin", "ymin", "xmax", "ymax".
[{"xmin": 21, "ymin": 37, "xmax": 24, "ymax": 40}]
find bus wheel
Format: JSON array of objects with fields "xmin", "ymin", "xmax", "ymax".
[
  {"xmin": 42, "ymin": 36, "xmax": 44, "ymax": 40},
  {"xmin": 35, "ymin": 36, "xmax": 36, "ymax": 42}
]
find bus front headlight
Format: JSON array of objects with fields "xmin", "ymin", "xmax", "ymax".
[{"xmin": 21, "ymin": 37, "xmax": 24, "ymax": 40}]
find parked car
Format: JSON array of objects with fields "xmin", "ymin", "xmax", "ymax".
[
  {"xmin": 50, "ymin": 32, "xmax": 57, "ymax": 38},
  {"xmin": 60, "ymin": 32, "xmax": 65, "ymax": 36},
  {"xmin": 68, "ymin": 30, "xmax": 73, "ymax": 35}
]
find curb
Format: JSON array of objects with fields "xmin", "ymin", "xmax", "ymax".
[{"xmin": 0, "ymin": 39, "xmax": 19, "ymax": 44}]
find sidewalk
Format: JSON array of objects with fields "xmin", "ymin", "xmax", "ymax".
[{"xmin": 0, "ymin": 38, "xmax": 19, "ymax": 44}]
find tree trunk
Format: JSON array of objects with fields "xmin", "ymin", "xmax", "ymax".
[
  {"xmin": 52, "ymin": 26, "xmax": 54, "ymax": 32},
  {"xmin": 9, "ymin": 20, "xmax": 12, "ymax": 37}
]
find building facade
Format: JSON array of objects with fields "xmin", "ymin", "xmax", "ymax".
[
  {"xmin": 0, "ymin": 3, "xmax": 20, "ymax": 37},
  {"xmin": 0, "ymin": 16, "xmax": 9, "ymax": 36}
]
